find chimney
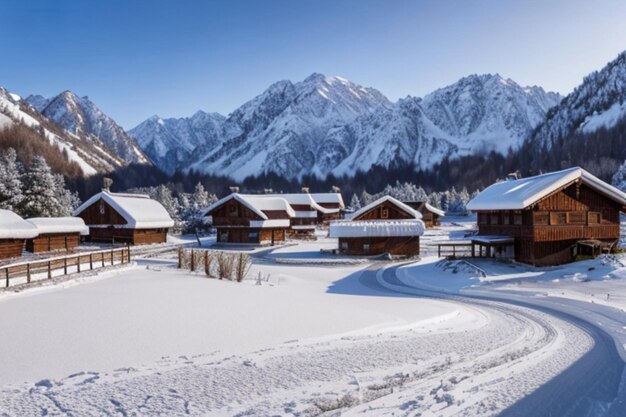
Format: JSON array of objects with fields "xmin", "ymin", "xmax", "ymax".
[
  {"xmin": 505, "ymin": 170, "xmax": 521, "ymax": 181},
  {"xmin": 264, "ymin": 188, "xmax": 273, "ymax": 194},
  {"xmin": 103, "ymin": 177, "xmax": 113, "ymax": 192},
  {"xmin": 229, "ymin": 186, "xmax": 240, "ymax": 193},
  {"xmin": 331, "ymin": 186, "xmax": 341, "ymax": 193},
  {"xmin": 301, "ymin": 186, "xmax": 310, "ymax": 193}
]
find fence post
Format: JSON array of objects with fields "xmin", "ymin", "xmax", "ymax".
[
  {"xmin": 77, "ymin": 255, "xmax": 81, "ymax": 273},
  {"xmin": 191, "ymin": 250, "xmax": 195, "ymax": 272},
  {"xmin": 101, "ymin": 252, "xmax": 105, "ymax": 267},
  {"xmin": 48, "ymin": 261, "xmax": 52, "ymax": 279},
  {"xmin": 178, "ymin": 248, "xmax": 182, "ymax": 269},
  {"xmin": 27, "ymin": 263, "xmax": 31, "ymax": 283},
  {"xmin": 89, "ymin": 253, "xmax": 93, "ymax": 270},
  {"xmin": 64, "ymin": 258, "xmax": 68, "ymax": 275},
  {"xmin": 127, "ymin": 244, "xmax": 131, "ymax": 263},
  {"xmin": 111, "ymin": 249, "xmax": 114, "ymax": 265},
  {"xmin": 204, "ymin": 251, "xmax": 209, "ymax": 275},
  {"xmin": 5, "ymin": 268, "xmax": 9, "ymax": 287}
]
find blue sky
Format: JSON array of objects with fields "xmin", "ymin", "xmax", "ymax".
[{"xmin": 1, "ymin": 0, "xmax": 625, "ymax": 128}]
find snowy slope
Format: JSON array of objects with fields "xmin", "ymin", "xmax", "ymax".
[
  {"xmin": 134, "ymin": 73, "xmax": 560, "ymax": 180},
  {"xmin": 25, "ymin": 91, "xmax": 150, "ymax": 166},
  {"xmin": 0, "ymin": 87, "xmax": 111, "ymax": 175},
  {"xmin": 528, "ymin": 52, "xmax": 626, "ymax": 150},
  {"xmin": 421, "ymin": 74, "xmax": 562, "ymax": 153},
  {"xmin": 128, "ymin": 111, "xmax": 225, "ymax": 174}
]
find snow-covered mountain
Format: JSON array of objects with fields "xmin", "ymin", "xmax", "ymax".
[
  {"xmin": 0, "ymin": 87, "xmax": 127, "ymax": 175},
  {"xmin": 421, "ymin": 74, "xmax": 562, "ymax": 154},
  {"xmin": 133, "ymin": 72, "xmax": 560, "ymax": 179},
  {"xmin": 528, "ymin": 52, "xmax": 626, "ymax": 151},
  {"xmin": 25, "ymin": 91, "xmax": 150, "ymax": 166},
  {"xmin": 128, "ymin": 111, "xmax": 225, "ymax": 174}
]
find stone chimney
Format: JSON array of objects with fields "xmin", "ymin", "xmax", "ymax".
[
  {"xmin": 331, "ymin": 186, "xmax": 341, "ymax": 193},
  {"xmin": 229, "ymin": 186, "xmax": 240, "ymax": 193},
  {"xmin": 103, "ymin": 177, "xmax": 113, "ymax": 192},
  {"xmin": 301, "ymin": 186, "xmax": 310, "ymax": 193},
  {"xmin": 505, "ymin": 170, "xmax": 521, "ymax": 181},
  {"xmin": 264, "ymin": 188, "xmax": 273, "ymax": 194}
]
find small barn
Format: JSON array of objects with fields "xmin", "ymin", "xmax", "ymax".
[
  {"xmin": 25, "ymin": 217, "xmax": 89, "ymax": 253},
  {"xmin": 329, "ymin": 196, "xmax": 425, "ymax": 256},
  {"xmin": 404, "ymin": 201, "xmax": 445, "ymax": 227},
  {"xmin": 204, "ymin": 193, "xmax": 294, "ymax": 245},
  {"xmin": 0, "ymin": 209, "xmax": 38, "ymax": 260},
  {"xmin": 310, "ymin": 193, "xmax": 345, "ymax": 222},
  {"xmin": 466, "ymin": 167, "xmax": 626, "ymax": 266},
  {"xmin": 73, "ymin": 190, "xmax": 174, "ymax": 245}
]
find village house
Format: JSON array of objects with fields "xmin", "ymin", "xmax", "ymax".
[
  {"xmin": 329, "ymin": 195, "xmax": 425, "ymax": 256},
  {"xmin": 25, "ymin": 217, "xmax": 89, "ymax": 253},
  {"xmin": 0, "ymin": 209, "xmax": 38, "ymax": 260},
  {"xmin": 404, "ymin": 201, "xmax": 445, "ymax": 227},
  {"xmin": 466, "ymin": 167, "xmax": 626, "ymax": 266},
  {"xmin": 73, "ymin": 190, "xmax": 174, "ymax": 245},
  {"xmin": 309, "ymin": 193, "xmax": 345, "ymax": 222},
  {"xmin": 204, "ymin": 193, "xmax": 294, "ymax": 245}
]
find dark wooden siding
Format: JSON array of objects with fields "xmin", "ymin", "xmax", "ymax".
[
  {"xmin": 0, "ymin": 239, "xmax": 25, "ymax": 259},
  {"xmin": 216, "ymin": 227, "xmax": 287, "ymax": 244},
  {"xmin": 354, "ymin": 200, "xmax": 415, "ymax": 221},
  {"xmin": 77, "ymin": 198, "xmax": 127, "ymax": 226},
  {"xmin": 86, "ymin": 227, "xmax": 167, "ymax": 245},
  {"xmin": 474, "ymin": 181, "xmax": 622, "ymax": 266},
  {"xmin": 338, "ymin": 236, "xmax": 420, "ymax": 256},
  {"xmin": 26, "ymin": 233, "xmax": 81, "ymax": 253}
]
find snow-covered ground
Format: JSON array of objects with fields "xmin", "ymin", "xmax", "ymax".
[{"xmin": 1, "ymin": 219, "xmax": 625, "ymax": 415}]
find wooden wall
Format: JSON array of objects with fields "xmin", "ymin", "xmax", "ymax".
[
  {"xmin": 87, "ymin": 227, "xmax": 167, "ymax": 245},
  {"xmin": 354, "ymin": 201, "xmax": 415, "ymax": 221},
  {"xmin": 26, "ymin": 233, "xmax": 80, "ymax": 253},
  {"xmin": 475, "ymin": 181, "xmax": 622, "ymax": 266},
  {"xmin": 0, "ymin": 239, "xmax": 25, "ymax": 260},
  {"xmin": 338, "ymin": 236, "xmax": 420, "ymax": 256},
  {"xmin": 216, "ymin": 227, "xmax": 286, "ymax": 244},
  {"xmin": 76, "ymin": 198, "xmax": 127, "ymax": 226}
]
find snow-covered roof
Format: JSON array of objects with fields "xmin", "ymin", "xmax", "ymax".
[
  {"xmin": 352, "ymin": 196, "xmax": 422, "ymax": 220},
  {"xmin": 0, "ymin": 209, "xmax": 39, "ymax": 239},
  {"xmin": 204, "ymin": 193, "xmax": 296, "ymax": 220},
  {"xmin": 249, "ymin": 219, "xmax": 291, "ymax": 228},
  {"xmin": 471, "ymin": 236, "xmax": 515, "ymax": 244},
  {"xmin": 329, "ymin": 220, "xmax": 425, "ymax": 238},
  {"xmin": 27, "ymin": 217, "xmax": 89, "ymax": 235},
  {"xmin": 262, "ymin": 193, "xmax": 329, "ymax": 215},
  {"xmin": 466, "ymin": 167, "xmax": 626, "ymax": 211},
  {"xmin": 73, "ymin": 190, "xmax": 175, "ymax": 229},
  {"xmin": 423, "ymin": 202, "xmax": 446, "ymax": 217},
  {"xmin": 309, "ymin": 193, "xmax": 345, "ymax": 209}
]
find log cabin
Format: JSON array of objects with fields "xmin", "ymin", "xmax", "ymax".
[
  {"xmin": 309, "ymin": 193, "xmax": 345, "ymax": 222},
  {"xmin": 25, "ymin": 217, "xmax": 89, "ymax": 253},
  {"xmin": 466, "ymin": 167, "xmax": 626, "ymax": 266},
  {"xmin": 329, "ymin": 195, "xmax": 425, "ymax": 256},
  {"xmin": 404, "ymin": 201, "xmax": 445, "ymax": 227},
  {"xmin": 261, "ymin": 193, "xmax": 325, "ymax": 238},
  {"xmin": 0, "ymin": 209, "xmax": 38, "ymax": 260},
  {"xmin": 204, "ymin": 193, "xmax": 294, "ymax": 245},
  {"xmin": 73, "ymin": 190, "xmax": 174, "ymax": 245}
]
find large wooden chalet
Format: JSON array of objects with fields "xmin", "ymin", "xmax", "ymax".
[
  {"xmin": 0, "ymin": 209, "xmax": 38, "ymax": 260},
  {"xmin": 73, "ymin": 190, "xmax": 174, "ymax": 245},
  {"xmin": 26, "ymin": 217, "xmax": 89, "ymax": 253},
  {"xmin": 466, "ymin": 167, "xmax": 626, "ymax": 266},
  {"xmin": 404, "ymin": 201, "xmax": 445, "ymax": 227},
  {"xmin": 205, "ymin": 193, "xmax": 295, "ymax": 245},
  {"xmin": 329, "ymin": 196, "xmax": 425, "ymax": 256}
]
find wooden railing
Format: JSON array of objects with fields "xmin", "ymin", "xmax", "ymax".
[{"xmin": 1, "ymin": 247, "xmax": 131, "ymax": 289}]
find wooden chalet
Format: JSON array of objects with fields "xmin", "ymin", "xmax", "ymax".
[
  {"xmin": 310, "ymin": 193, "xmax": 345, "ymax": 222},
  {"xmin": 329, "ymin": 195, "xmax": 425, "ymax": 256},
  {"xmin": 0, "ymin": 209, "xmax": 38, "ymax": 260},
  {"xmin": 466, "ymin": 167, "xmax": 626, "ymax": 266},
  {"xmin": 73, "ymin": 190, "xmax": 174, "ymax": 245},
  {"xmin": 26, "ymin": 217, "xmax": 89, "ymax": 253},
  {"xmin": 204, "ymin": 193, "xmax": 294, "ymax": 245},
  {"xmin": 261, "ymin": 193, "xmax": 324, "ymax": 237},
  {"xmin": 404, "ymin": 201, "xmax": 445, "ymax": 227}
]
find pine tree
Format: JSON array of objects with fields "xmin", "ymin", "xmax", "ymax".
[
  {"xmin": 349, "ymin": 194, "xmax": 361, "ymax": 210},
  {"xmin": 22, "ymin": 155, "xmax": 63, "ymax": 217},
  {"xmin": 0, "ymin": 148, "xmax": 24, "ymax": 212}
]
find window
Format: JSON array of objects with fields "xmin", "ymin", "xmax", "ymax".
[
  {"xmin": 99, "ymin": 202, "xmax": 105, "ymax": 215},
  {"xmin": 567, "ymin": 212, "xmax": 586, "ymax": 225},
  {"xmin": 502, "ymin": 214, "xmax": 511, "ymax": 225},
  {"xmin": 228, "ymin": 204, "xmax": 237, "ymax": 216},
  {"xmin": 248, "ymin": 231, "xmax": 259, "ymax": 240},
  {"xmin": 341, "ymin": 241, "xmax": 348, "ymax": 250},
  {"xmin": 220, "ymin": 231, "xmax": 229, "ymax": 242},
  {"xmin": 489, "ymin": 213, "xmax": 499, "ymax": 225},
  {"xmin": 363, "ymin": 243, "xmax": 370, "ymax": 252},
  {"xmin": 588, "ymin": 212, "xmax": 601, "ymax": 224},
  {"xmin": 513, "ymin": 214, "xmax": 522, "ymax": 225},
  {"xmin": 478, "ymin": 213, "xmax": 488, "ymax": 225},
  {"xmin": 550, "ymin": 212, "xmax": 567, "ymax": 225},
  {"xmin": 381, "ymin": 207, "xmax": 389, "ymax": 219},
  {"xmin": 534, "ymin": 212, "xmax": 549, "ymax": 225}
]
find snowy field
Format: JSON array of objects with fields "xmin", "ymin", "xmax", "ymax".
[{"xmin": 0, "ymin": 219, "xmax": 625, "ymax": 415}]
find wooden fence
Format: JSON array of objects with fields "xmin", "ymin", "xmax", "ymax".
[{"xmin": 1, "ymin": 247, "xmax": 131, "ymax": 288}]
